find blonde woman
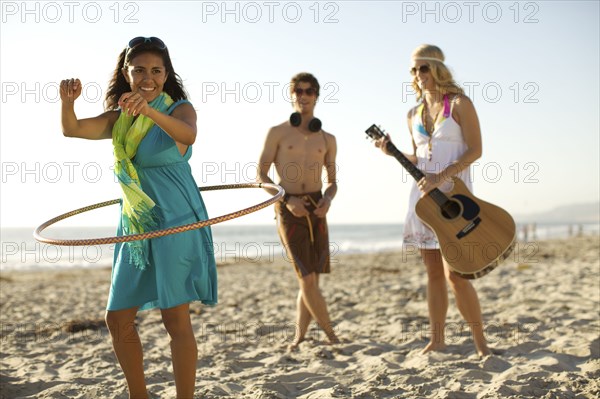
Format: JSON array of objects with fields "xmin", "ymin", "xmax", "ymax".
[{"xmin": 377, "ymin": 44, "xmax": 490, "ymax": 357}]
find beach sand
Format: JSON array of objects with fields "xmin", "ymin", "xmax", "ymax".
[{"xmin": 1, "ymin": 236, "xmax": 599, "ymax": 398}]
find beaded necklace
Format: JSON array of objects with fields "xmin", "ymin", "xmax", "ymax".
[{"xmin": 419, "ymin": 94, "xmax": 450, "ymax": 161}]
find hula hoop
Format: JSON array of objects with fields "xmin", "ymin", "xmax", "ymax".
[{"xmin": 33, "ymin": 183, "xmax": 284, "ymax": 246}]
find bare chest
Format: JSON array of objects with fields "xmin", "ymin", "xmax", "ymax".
[{"xmin": 276, "ymin": 132, "xmax": 327, "ymax": 161}]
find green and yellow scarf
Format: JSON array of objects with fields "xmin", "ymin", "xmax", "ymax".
[{"xmin": 112, "ymin": 92, "xmax": 173, "ymax": 270}]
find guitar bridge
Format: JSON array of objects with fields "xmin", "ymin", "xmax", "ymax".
[{"xmin": 456, "ymin": 217, "xmax": 481, "ymax": 239}]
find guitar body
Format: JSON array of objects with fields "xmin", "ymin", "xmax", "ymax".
[
  {"xmin": 365, "ymin": 123, "xmax": 515, "ymax": 279},
  {"xmin": 415, "ymin": 177, "xmax": 516, "ymax": 279}
]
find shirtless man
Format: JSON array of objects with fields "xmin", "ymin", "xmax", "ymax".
[{"xmin": 258, "ymin": 72, "xmax": 339, "ymax": 350}]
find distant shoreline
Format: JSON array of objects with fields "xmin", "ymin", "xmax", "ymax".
[{"xmin": 2, "ymin": 234, "xmax": 598, "ymax": 275}]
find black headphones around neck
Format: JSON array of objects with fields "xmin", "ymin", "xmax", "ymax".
[{"xmin": 289, "ymin": 112, "xmax": 322, "ymax": 133}]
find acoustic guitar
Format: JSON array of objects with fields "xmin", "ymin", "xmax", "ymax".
[{"xmin": 365, "ymin": 124, "xmax": 516, "ymax": 279}]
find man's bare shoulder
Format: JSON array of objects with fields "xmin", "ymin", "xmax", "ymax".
[
  {"xmin": 264, "ymin": 121, "xmax": 290, "ymax": 143},
  {"xmin": 272, "ymin": 120, "xmax": 292, "ymax": 131},
  {"xmin": 321, "ymin": 129, "xmax": 336, "ymax": 141},
  {"xmin": 319, "ymin": 130, "xmax": 337, "ymax": 152},
  {"xmin": 268, "ymin": 121, "xmax": 292, "ymax": 135}
]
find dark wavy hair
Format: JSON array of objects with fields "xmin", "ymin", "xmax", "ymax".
[
  {"xmin": 290, "ymin": 72, "xmax": 320, "ymax": 99},
  {"xmin": 104, "ymin": 41, "xmax": 188, "ymax": 111}
]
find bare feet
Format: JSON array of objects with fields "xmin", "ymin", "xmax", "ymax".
[
  {"xmin": 421, "ymin": 341, "xmax": 447, "ymax": 354},
  {"xmin": 476, "ymin": 345, "xmax": 492, "ymax": 358},
  {"xmin": 474, "ymin": 335, "xmax": 491, "ymax": 358},
  {"xmin": 288, "ymin": 338, "xmax": 305, "ymax": 352},
  {"xmin": 288, "ymin": 333, "xmax": 340, "ymax": 352},
  {"xmin": 326, "ymin": 332, "xmax": 340, "ymax": 345},
  {"xmin": 422, "ymin": 342, "xmax": 491, "ymax": 358}
]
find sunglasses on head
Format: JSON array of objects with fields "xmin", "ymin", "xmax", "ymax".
[
  {"xmin": 293, "ymin": 87, "xmax": 317, "ymax": 96},
  {"xmin": 126, "ymin": 36, "xmax": 167, "ymax": 51},
  {"xmin": 410, "ymin": 64, "xmax": 430, "ymax": 76}
]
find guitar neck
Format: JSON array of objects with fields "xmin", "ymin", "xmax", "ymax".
[
  {"xmin": 384, "ymin": 141, "xmax": 425, "ymax": 181},
  {"xmin": 384, "ymin": 141, "xmax": 448, "ymax": 206}
]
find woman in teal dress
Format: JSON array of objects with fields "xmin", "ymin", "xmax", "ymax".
[{"xmin": 60, "ymin": 37, "xmax": 217, "ymax": 399}]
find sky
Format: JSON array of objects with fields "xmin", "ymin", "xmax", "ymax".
[{"xmin": 1, "ymin": 0, "xmax": 599, "ymax": 228}]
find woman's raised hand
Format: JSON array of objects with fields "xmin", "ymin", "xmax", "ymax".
[{"xmin": 60, "ymin": 78, "xmax": 82, "ymax": 103}]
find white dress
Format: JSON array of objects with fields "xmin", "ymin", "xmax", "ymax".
[{"xmin": 403, "ymin": 97, "xmax": 472, "ymax": 249}]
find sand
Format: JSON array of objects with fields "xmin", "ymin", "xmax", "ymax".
[{"xmin": 1, "ymin": 236, "xmax": 599, "ymax": 398}]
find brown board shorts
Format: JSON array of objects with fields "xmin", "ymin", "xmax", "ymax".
[{"xmin": 275, "ymin": 191, "xmax": 330, "ymax": 278}]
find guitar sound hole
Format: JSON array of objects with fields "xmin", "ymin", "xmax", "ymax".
[{"xmin": 441, "ymin": 200, "xmax": 461, "ymax": 220}]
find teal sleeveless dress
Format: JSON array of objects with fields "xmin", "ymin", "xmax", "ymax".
[{"xmin": 107, "ymin": 100, "xmax": 218, "ymax": 311}]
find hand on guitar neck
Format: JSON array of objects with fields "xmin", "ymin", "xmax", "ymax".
[
  {"xmin": 373, "ymin": 132, "xmax": 418, "ymax": 164},
  {"xmin": 372, "ymin": 128, "xmax": 444, "ymax": 195}
]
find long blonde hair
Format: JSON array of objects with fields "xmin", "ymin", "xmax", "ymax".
[{"xmin": 411, "ymin": 44, "xmax": 463, "ymax": 102}]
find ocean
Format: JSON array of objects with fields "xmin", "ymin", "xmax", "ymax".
[{"xmin": 1, "ymin": 222, "xmax": 598, "ymax": 272}]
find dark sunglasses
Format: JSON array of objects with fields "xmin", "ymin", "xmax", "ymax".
[
  {"xmin": 410, "ymin": 64, "xmax": 430, "ymax": 76},
  {"xmin": 293, "ymin": 87, "xmax": 317, "ymax": 96},
  {"xmin": 126, "ymin": 36, "xmax": 167, "ymax": 51}
]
